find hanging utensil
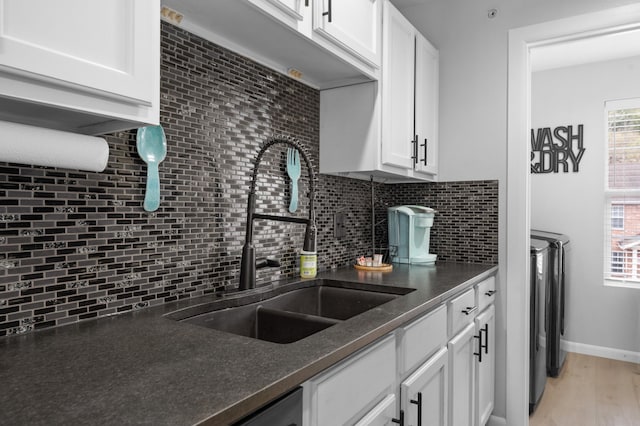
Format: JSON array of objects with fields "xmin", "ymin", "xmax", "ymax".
[
  {"xmin": 136, "ymin": 125, "xmax": 167, "ymax": 212},
  {"xmin": 286, "ymin": 147, "xmax": 301, "ymax": 213}
]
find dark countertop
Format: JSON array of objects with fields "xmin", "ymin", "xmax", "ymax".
[{"xmin": 0, "ymin": 262, "xmax": 497, "ymax": 425}]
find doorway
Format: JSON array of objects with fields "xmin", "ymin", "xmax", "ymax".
[{"xmin": 506, "ymin": 5, "xmax": 640, "ymax": 426}]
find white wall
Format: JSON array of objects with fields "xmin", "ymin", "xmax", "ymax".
[
  {"xmin": 531, "ymin": 56, "xmax": 640, "ymax": 353},
  {"xmin": 393, "ymin": 0, "xmax": 640, "ymax": 421}
]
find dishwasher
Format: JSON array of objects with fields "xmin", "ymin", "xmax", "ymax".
[{"xmin": 234, "ymin": 387, "xmax": 302, "ymax": 426}]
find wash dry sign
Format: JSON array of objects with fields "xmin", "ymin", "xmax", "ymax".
[{"xmin": 531, "ymin": 124, "xmax": 585, "ymax": 173}]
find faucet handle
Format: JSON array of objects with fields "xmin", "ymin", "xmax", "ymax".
[{"xmin": 256, "ymin": 258, "xmax": 280, "ymax": 269}]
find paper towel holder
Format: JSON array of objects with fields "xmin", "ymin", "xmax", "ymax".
[{"xmin": 0, "ymin": 120, "xmax": 109, "ymax": 172}]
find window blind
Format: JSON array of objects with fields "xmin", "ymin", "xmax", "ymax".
[{"xmin": 604, "ymin": 100, "xmax": 640, "ymax": 284}]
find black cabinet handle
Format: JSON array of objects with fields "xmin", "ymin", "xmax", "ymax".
[
  {"xmin": 485, "ymin": 290, "xmax": 496, "ymax": 296},
  {"xmin": 411, "ymin": 135, "xmax": 418, "ymax": 164},
  {"xmin": 483, "ymin": 323, "xmax": 489, "ymax": 354},
  {"xmin": 322, "ymin": 0, "xmax": 332, "ymax": 22},
  {"xmin": 474, "ymin": 330, "xmax": 483, "ymax": 363},
  {"xmin": 305, "ymin": 0, "xmax": 309, "ymax": 6},
  {"xmin": 420, "ymin": 138, "xmax": 428, "ymax": 165},
  {"xmin": 392, "ymin": 409, "xmax": 405, "ymax": 426},
  {"xmin": 410, "ymin": 392, "xmax": 423, "ymax": 426}
]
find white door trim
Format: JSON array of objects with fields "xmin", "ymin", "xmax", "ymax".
[{"xmin": 506, "ymin": 4, "xmax": 640, "ymax": 425}]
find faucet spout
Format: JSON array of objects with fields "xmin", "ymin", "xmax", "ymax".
[{"xmin": 239, "ymin": 137, "xmax": 317, "ymax": 291}]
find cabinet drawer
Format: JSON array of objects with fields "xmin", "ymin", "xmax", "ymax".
[
  {"xmin": 397, "ymin": 305, "xmax": 447, "ymax": 375},
  {"xmin": 476, "ymin": 276, "xmax": 496, "ymax": 312},
  {"xmin": 448, "ymin": 288, "xmax": 476, "ymax": 337},
  {"xmin": 308, "ymin": 335, "xmax": 396, "ymax": 426}
]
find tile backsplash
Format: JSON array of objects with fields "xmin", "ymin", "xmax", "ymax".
[{"xmin": 0, "ymin": 22, "xmax": 497, "ymax": 337}]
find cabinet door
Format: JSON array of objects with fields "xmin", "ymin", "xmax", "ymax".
[
  {"xmin": 401, "ymin": 347, "xmax": 448, "ymax": 426},
  {"xmin": 381, "ymin": 1, "xmax": 415, "ymax": 170},
  {"xmin": 0, "ymin": 0, "xmax": 156, "ymax": 105},
  {"xmin": 448, "ymin": 322, "xmax": 477, "ymax": 426},
  {"xmin": 354, "ymin": 394, "xmax": 397, "ymax": 426},
  {"xmin": 313, "ymin": 0, "xmax": 380, "ymax": 67},
  {"xmin": 414, "ymin": 33, "xmax": 439, "ymax": 177},
  {"xmin": 475, "ymin": 305, "xmax": 495, "ymax": 426}
]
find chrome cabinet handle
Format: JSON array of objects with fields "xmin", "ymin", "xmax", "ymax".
[
  {"xmin": 461, "ymin": 306, "xmax": 478, "ymax": 315},
  {"xmin": 410, "ymin": 392, "xmax": 423, "ymax": 426},
  {"xmin": 322, "ymin": 0, "xmax": 332, "ymax": 22}
]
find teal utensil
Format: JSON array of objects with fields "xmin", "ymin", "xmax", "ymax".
[
  {"xmin": 286, "ymin": 148, "xmax": 301, "ymax": 213},
  {"xmin": 136, "ymin": 125, "xmax": 167, "ymax": 212}
]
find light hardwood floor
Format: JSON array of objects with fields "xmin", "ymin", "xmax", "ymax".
[{"xmin": 529, "ymin": 352, "xmax": 640, "ymax": 426}]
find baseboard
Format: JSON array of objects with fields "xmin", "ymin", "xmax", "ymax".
[
  {"xmin": 562, "ymin": 340, "xmax": 640, "ymax": 363},
  {"xmin": 487, "ymin": 414, "xmax": 507, "ymax": 426}
]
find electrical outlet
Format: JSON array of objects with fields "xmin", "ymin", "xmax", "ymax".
[{"xmin": 334, "ymin": 212, "xmax": 346, "ymax": 239}]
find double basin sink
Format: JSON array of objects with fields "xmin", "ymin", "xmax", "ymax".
[{"xmin": 167, "ymin": 280, "xmax": 415, "ymax": 344}]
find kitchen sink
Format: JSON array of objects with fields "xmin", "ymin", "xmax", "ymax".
[{"xmin": 168, "ymin": 281, "xmax": 414, "ymax": 344}]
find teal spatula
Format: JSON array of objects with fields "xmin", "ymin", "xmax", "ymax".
[{"xmin": 136, "ymin": 125, "xmax": 167, "ymax": 212}]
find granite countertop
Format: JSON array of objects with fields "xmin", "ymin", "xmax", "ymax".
[{"xmin": 0, "ymin": 262, "xmax": 497, "ymax": 425}]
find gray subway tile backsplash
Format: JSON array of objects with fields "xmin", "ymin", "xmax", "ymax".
[{"xmin": 0, "ymin": 22, "xmax": 498, "ymax": 337}]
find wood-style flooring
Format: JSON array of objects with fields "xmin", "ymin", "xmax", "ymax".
[{"xmin": 529, "ymin": 352, "xmax": 640, "ymax": 426}]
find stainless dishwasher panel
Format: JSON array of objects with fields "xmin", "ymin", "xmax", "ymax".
[{"xmin": 234, "ymin": 387, "xmax": 302, "ymax": 426}]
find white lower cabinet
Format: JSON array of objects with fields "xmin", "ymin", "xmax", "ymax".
[
  {"xmin": 448, "ymin": 322, "xmax": 477, "ymax": 426},
  {"xmin": 354, "ymin": 394, "xmax": 397, "ymax": 426},
  {"xmin": 475, "ymin": 305, "xmax": 495, "ymax": 426},
  {"xmin": 400, "ymin": 347, "xmax": 448, "ymax": 426},
  {"xmin": 302, "ymin": 276, "xmax": 497, "ymax": 426},
  {"xmin": 304, "ymin": 334, "xmax": 396, "ymax": 426}
]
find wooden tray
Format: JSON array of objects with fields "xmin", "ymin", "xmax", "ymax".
[{"xmin": 353, "ymin": 263, "xmax": 393, "ymax": 272}]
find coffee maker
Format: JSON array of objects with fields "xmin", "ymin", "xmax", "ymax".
[{"xmin": 388, "ymin": 205, "xmax": 437, "ymax": 264}]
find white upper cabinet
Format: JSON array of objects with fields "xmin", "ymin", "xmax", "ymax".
[
  {"xmin": 414, "ymin": 33, "xmax": 439, "ymax": 177},
  {"xmin": 319, "ymin": 0, "xmax": 439, "ymax": 182},
  {"xmin": 381, "ymin": 1, "xmax": 439, "ymax": 178},
  {"xmin": 162, "ymin": 0, "xmax": 381, "ymax": 89},
  {"xmin": 380, "ymin": 3, "xmax": 415, "ymax": 170},
  {"xmin": 312, "ymin": 0, "xmax": 381, "ymax": 67},
  {"xmin": 0, "ymin": 0, "xmax": 160, "ymax": 135}
]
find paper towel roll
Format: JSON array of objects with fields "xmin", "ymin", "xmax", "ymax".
[{"xmin": 0, "ymin": 120, "xmax": 109, "ymax": 172}]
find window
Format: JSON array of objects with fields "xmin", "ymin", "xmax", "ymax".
[
  {"xmin": 604, "ymin": 99, "xmax": 640, "ymax": 285},
  {"xmin": 611, "ymin": 251, "xmax": 625, "ymax": 274},
  {"xmin": 611, "ymin": 204, "xmax": 624, "ymax": 230}
]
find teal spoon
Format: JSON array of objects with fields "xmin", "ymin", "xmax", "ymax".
[{"xmin": 136, "ymin": 125, "xmax": 167, "ymax": 212}]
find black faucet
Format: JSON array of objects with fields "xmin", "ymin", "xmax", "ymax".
[{"xmin": 239, "ymin": 137, "xmax": 317, "ymax": 291}]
